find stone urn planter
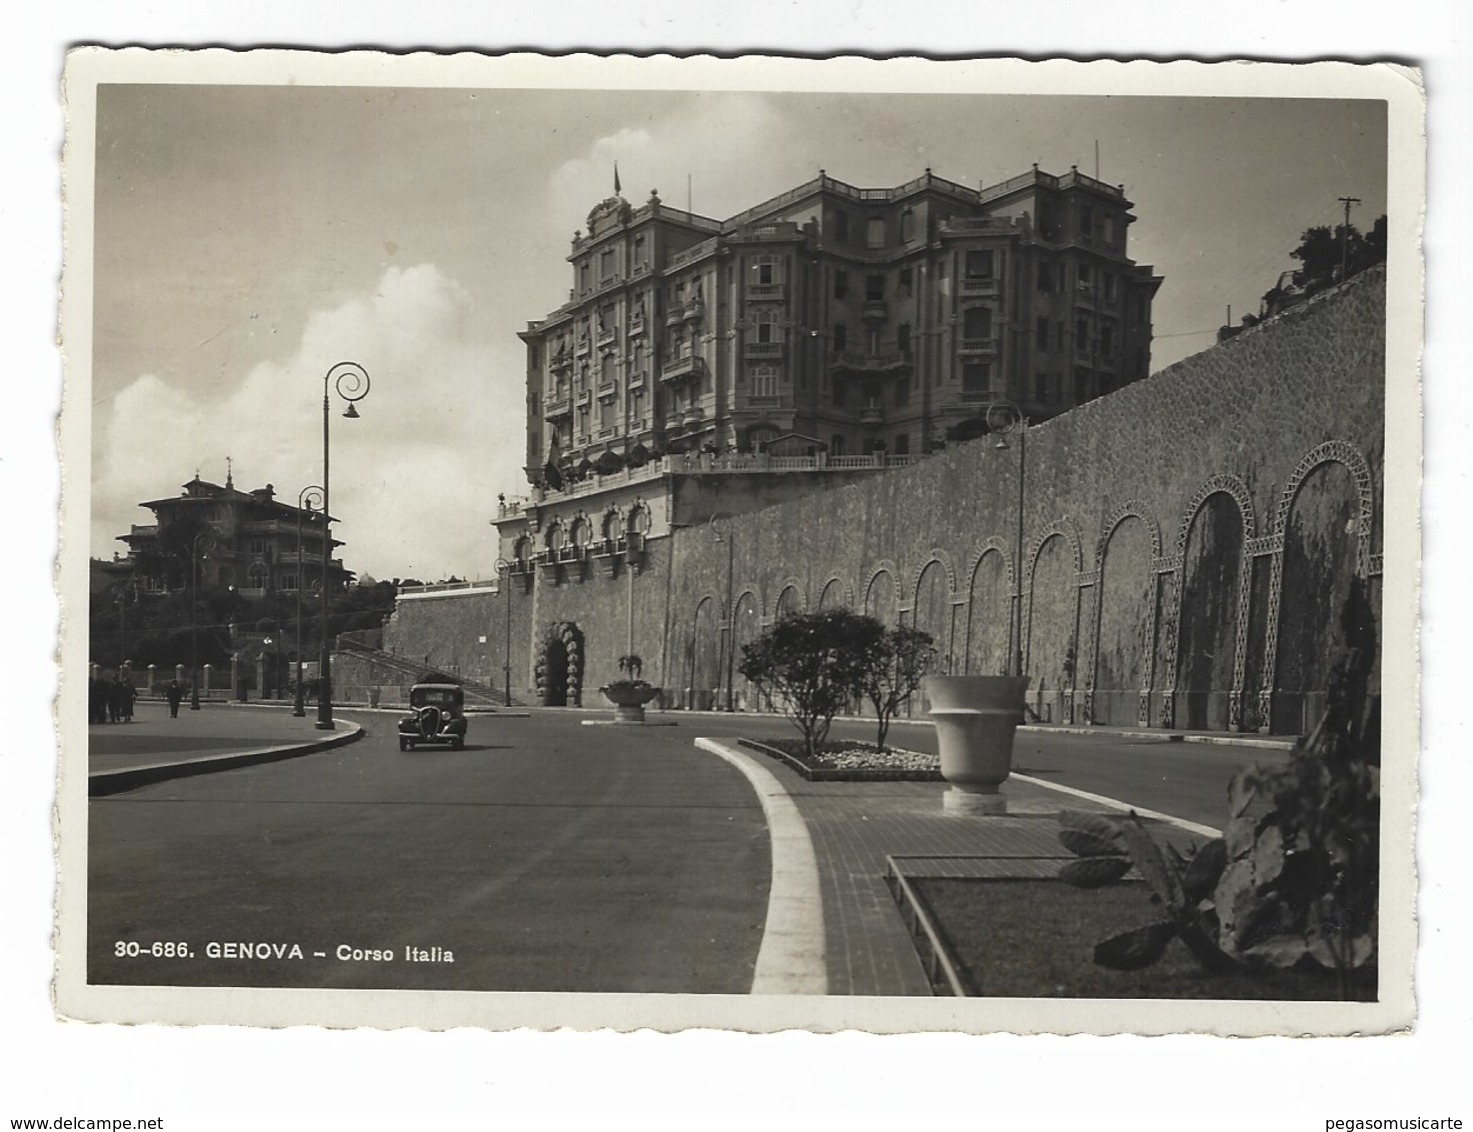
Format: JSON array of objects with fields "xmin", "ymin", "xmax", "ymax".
[
  {"xmin": 925, "ymin": 675, "xmax": 1031, "ymax": 815},
  {"xmin": 599, "ymin": 680, "xmax": 663, "ymax": 723}
]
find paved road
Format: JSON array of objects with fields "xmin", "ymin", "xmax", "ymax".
[
  {"xmin": 87, "ymin": 706, "xmax": 1281, "ymax": 994},
  {"xmin": 88, "ymin": 710, "xmax": 770, "ymax": 993}
]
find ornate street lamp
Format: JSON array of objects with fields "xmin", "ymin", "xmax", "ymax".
[
  {"xmin": 317, "ymin": 362, "xmax": 370, "ymax": 731},
  {"xmin": 710, "ymin": 514, "xmax": 735, "ymax": 712},
  {"xmin": 495, "ymin": 557, "xmax": 512, "ymax": 707},
  {"xmin": 189, "ymin": 532, "xmax": 215, "ymax": 710},
  {"xmin": 987, "ymin": 399, "xmax": 1027, "ymax": 679},
  {"xmin": 293, "ymin": 485, "xmax": 324, "ymax": 717}
]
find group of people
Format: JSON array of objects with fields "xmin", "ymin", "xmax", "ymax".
[{"xmin": 88, "ymin": 673, "xmax": 137, "ymax": 724}]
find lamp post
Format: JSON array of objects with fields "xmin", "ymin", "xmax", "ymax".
[
  {"xmin": 113, "ymin": 580, "xmax": 137, "ymax": 669},
  {"xmin": 987, "ymin": 400, "xmax": 1027, "ymax": 679},
  {"xmin": 710, "ymin": 514, "xmax": 735, "ymax": 712},
  {"xmin": 293, "ymin": 485, "xmax": 324, "ymax": 717},
  {"xmin": 189, "ymin": 533, "xmax": 214, "ymax": 710},
  {"xmin": 494, "ymin": 557, "xmax": 512, "ymax": 706},
  {"xmin": 317, "ymin": 361, "xmax": 371, "ymax": 731}
]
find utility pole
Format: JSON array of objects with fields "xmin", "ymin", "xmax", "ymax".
[{"xmin": 1338, "ymin": 195, "xmax": 1362, "ymax": 283}]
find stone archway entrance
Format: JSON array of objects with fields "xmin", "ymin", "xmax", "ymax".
[{"xmin": 535, "ymin": 621, "xmax": 585, "ymax": 707}]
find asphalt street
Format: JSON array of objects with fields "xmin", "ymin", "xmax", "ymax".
[
  {"xmin": 87, "ymin": 704, "xmax": 1284, "ymax": 993},
  {"xmin": 89, "ymin": 710, "xmax": 771, "ymax": 992}
]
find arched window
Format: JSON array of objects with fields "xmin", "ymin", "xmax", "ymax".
[
  {"xmin": 626, "ymin": 505, "xmax": 651, "ymax": 536},
  {"xmin": 247, "ymin": 564, "xmax": 269, "ymax": 590},
  {"xmin": 569, "ymin": 516, "xmax": 592, "ymax": 549}
]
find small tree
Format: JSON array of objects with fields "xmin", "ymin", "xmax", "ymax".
[
  {"xmin": 738, "ymin": 608, "xmax": 882, "ymax": 759},
  {"xmin": 860, "ymin": 625, "xmax": 938, "ymax": 753}
]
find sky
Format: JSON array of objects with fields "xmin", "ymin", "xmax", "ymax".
[{"xmin": 88, "ymin": 79, "xmax": 1388, "ymax": 583}]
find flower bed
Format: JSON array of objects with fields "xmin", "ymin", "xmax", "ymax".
[{"xmin": 739, "ymin": 737, "xmax": 943, "ymax": 782}]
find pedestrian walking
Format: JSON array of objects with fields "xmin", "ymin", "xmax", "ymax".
[
  {"xmin": 118, "ymin": 677, "xmax": 136, "ymax": 723},
  {"xmin": 166, "ymin": 679, "xmax": 184, "ymax": 719},
  {"xmin": 88, "ymin": 676, "xmax": 106, "ymax": 724}
]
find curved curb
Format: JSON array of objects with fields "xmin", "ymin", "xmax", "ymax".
[
  {"xmin": 89, "ymin": 722, "xmax": 366, "ymax": 797},
  {"xmin": 694, "ymin": 737, "xmax": 828, "ymax": 996}
]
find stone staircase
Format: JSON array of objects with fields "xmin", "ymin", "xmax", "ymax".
[{"xmin": 334, "ymin": 638, "xmax": 524, "ymax": 708}]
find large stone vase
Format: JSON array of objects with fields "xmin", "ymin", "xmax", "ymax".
[
  {"xmin": 599, "ymin": 680, "xmax": 662, "ymax": 723},
  {"xmin": 925, "ymin": 675, "xmax": 1031, "ymax": 815}
]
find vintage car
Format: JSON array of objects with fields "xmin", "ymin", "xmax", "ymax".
[{"xmin": 398, "ymin": 683, "xmax": 468, "ymax": 751}]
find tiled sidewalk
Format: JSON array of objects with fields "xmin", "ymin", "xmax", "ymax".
[{"xmin": 758, "ymin": 760, "xmax": 1128, "ymax": 996}]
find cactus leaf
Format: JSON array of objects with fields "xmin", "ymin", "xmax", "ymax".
[
  {"xmin": 1181, "ymin": 838, "xmax": 1228, "ymax": 903},
  {"xmin": 1056, "ymin": 811, "xmax": 1125, "ymax": 856},
  {"xmin": 1118, "ymin": 812, "xmax": 1186, "ymax": 915},
  {"xmin": 1093, "ymin": 921, "xmax": 1179, "ymax": 970},
  {"xmin": 1058, "ymin": 855, "xmax": 1131, "ymax": 888}
]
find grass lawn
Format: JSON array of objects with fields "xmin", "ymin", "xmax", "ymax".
[{"xmin": 913, "ymin": 877, "xmax": 1376, "ymax": 1000}]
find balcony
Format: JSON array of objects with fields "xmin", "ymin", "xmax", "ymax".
[
  {"xmin": 545, "ymin": 393, "xmax": 573, "ymax": 419},
  {"xmin": 744, "ymin": 341, "xmax": 784, "ymax": 360},
  {"xmin": 746, "ymin": 282, "xmax": 787, "ymax": 302},
  {"xmin": 549, "ymin": 350, "xmax": 573, "ymax": 374},
  {"xmin": 683, "ymin": 299, "xmax": 706, "ymax": 322},
  {"xmin": 628, "ymin": 313, "xmax": 646, "ymax": 337},
  {"xmin": 596, "ymin": 381, "xmax": 618, "ymax": 401},
  {"xmin": 960, "ymin": 276, "xmax": 999, "ymax": 297},
  {"xmin": 660, "ymin": 355, "xmax": 708, "ymax": 384},
  {"xmin": 575, "ymin": 335, "xmax": 591, "ymax": 356},
  {"xmin": 959, "ymin": 337, "xmax": 999, "ymax": 357},
  {"xmin": 665, "ymin": 308, "xmax": 684, "ymax": 328},
  {"xmin": 596, "ymin": 326, "xmax": 618, "ymax": 348},
  {"xmin": 830, "ymin": 351, "xmax": 910, "ymax": 374},
  {"xmin": 575, "ymin": 388, "xmax": 592, "ymax": 407},
  {"xmin": 739, "ymin": 393, "xmax": 792, "ymax": 413},
  {"xmin": 859, "ymin": 400, "xmax": 885, "ymax": 425},
  {"xmin": 862, "ymin": 299, "xmax": 888, "ymax": 322}
]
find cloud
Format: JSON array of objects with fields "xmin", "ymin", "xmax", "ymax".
[
  {"xmin": 93, "ymin": 264, "xmax": 521, "ymax": 582},
  {"xmin": 545, "ymin": 94, "xmax": 807, "ymax": 229}
]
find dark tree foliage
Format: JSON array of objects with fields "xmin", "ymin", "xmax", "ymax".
[
  {"xmin": 859, "ymin": 624, "xmax": 938, "ymax": 753},
  {"xmin": 1264, "ymin": 215, "xmax": 1388, "ymax": 310},
  {"xmin": 738, "ymin": 608, "xmax": 883, "ymax": 758}
]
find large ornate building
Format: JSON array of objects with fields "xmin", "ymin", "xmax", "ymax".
[
  {"xmin": 117, "ymin": 469, "xmax": 351, "ymax": 597},
  {"xmin": 496, "ymin": 166, "xmax": 1160, "ymax": 570}
]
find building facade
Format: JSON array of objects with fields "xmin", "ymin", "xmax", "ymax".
[
  {"xmin": 118, "ymin": 470, "xmax": 351, "ymax": 598},
  {"xmin": 498, "ymin": 166, "xmax": 1161, "ymax": 570}
]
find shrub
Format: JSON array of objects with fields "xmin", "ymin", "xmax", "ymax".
[
  {"xmin": 859, "ymin": 625, "xmax": 938, "ymax": 753},
  {"xmin": 738, "ymin": 608, "xmax": 883, "ymax": 759}
]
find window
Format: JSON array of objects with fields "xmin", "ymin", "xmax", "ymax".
[
  {"xmin": 1034, "ymin": 373, "xmax": 1048, "ymax": 402},
  {"xmin": 281, "ymin": 572, "xmax": 298, "ymax": 592},
  {"xmin": 1102, "ymin": 213, "xmax": 1118, "ymax": 247},
  {"xmin": 894, "ymin": 433, "xmax": 910, "ymax": 455},
  {"xmin": 965, "ymin": 249, "xmax": 994, "ymax": 278},
  {"xmin": 830, "ymin": 434, "xmax": 847, "ymax": 456},
  {"xmin": 756, "ymin": 310, "xmax": 778, "ymax": 343},
  {"xmin": 898, "ymin": 323, "xmax": 912, "ymax": 355},
  {"xmin": 1075, "ymin": 316, "xmax": 1090, "ymax": 350},
  {"xmin": 580, "ymin": 262, "xmax": 591, "ymax": 292},
  {"xmin": 834, "ymin": 270, "xmax": 849, "ymax": 299},
  {"xmin": 865, "ymin": 274, "xmax": 885, "ymax": 301},
  {"xmin": 833, "ymin": 212, "xmax": 850, "ymax": 243},
  {"xmin": 600, "ymin": 248, "xmax": 615, "ymax": 280},
  {"xmin": 758, "ymin": 260, "xmax": 774, "ymax": 285},
  {"xmin": 750, "ymin": 427, "xmax": 778, "ymax": 452},
  {"xmin": 1100, "ymin": 321, "xmax": 1116, "ymax": 358},
  {"xmin": 963, "ymin": 306, "xmax": 993, "ymax": 339},
  {"xmin": 599, "ymin": 398, "xmax": 616, "ymax": 428},
  {"xmin": 1103, "ymin": 272, "xmax": 1118, "ymax": 304},
  {"xmin": 752, "ymin": 367, "xmax": 778, "ymax": 397},
  {"xmin": 899, "ymin": 267, "xmax": 913, "ymax": 297},
  {"xmin": 832, "ymin": 383, "xmax": 846, "ymax": 408},
  {"xmin": 866, "ymin": 217, "xmax": 886, "ymax": 249},
  {"xmin": 901, "ymin": 209, "xmax": 916, "ymax": 243},
  {"xmin": 634, "ymin": 235, "xmax": 646, "ymax": 268},
  {"xmin": 1078, "ymin": 204, "xmax": 1094, "ymax": 240},
  {"xmin": 1036, "ymin": 316, "xmax": 1049, "ymax": 349},
  {"xmin": 248, "ymin": 538, "xmax": 266, "ymax": 555},
  {"xmin": 1078, "ymin": 262, "xmax": 1093, "ymax": 288},
  {"xmin": 833, "ymin": 323, "xmax": 848, "ymax": 352},
  {"xmin": 1075, "ymin": 367, "xmax": 1091, "ymax": 402},
  {"xmin": 601, "ymin": 353, "xmax": 614, "ymax": 383},
  {"xmin": 895, "ymin": 378, "xmax": 910, "ymax": 408},
  {"xmin": 962, "ymin": 362, "xmax": 990, "ymax": 392},
  {"xmin": 866, "ymin": 328, "xmax": 881, "ymax": 355},
  {"xmin": 1037, "ymin": 261, "xmax": 1055, "ymax": 294},
  {"xmin": 247, "ymin": 564, "xmax": 268, "ymax": 589}
]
